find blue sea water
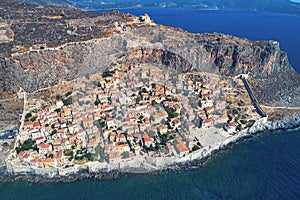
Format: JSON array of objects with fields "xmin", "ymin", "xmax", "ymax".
[
  {"xmin": 1, "ymin": 8, "xmax": 300, "ymax": 200},
  {"xmin": 1, "ymin": 130, "xmax": 300, "ymax": 199},
  {"xmin": 115, "ymin": 8, "xmax": 300, "ymax": 73}
]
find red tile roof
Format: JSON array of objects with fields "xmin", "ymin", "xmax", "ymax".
[
  {"xmin": 38, "ymin": 143, "xmax": 51, "ymax": 149},
  {"xmin": 175, "ymin": 142, "xmax": 189, "ymax": 153},
  {"xmin": 33, "ymin": 121, "xmax": 41, "ymax": 128}
]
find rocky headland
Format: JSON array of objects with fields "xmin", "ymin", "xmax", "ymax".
[{"xmin": 0, "ymin": 0, "xmax": 300, "ymax": 183}]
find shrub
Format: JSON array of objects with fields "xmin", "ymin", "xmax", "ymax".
[
  {"xmin": 192, "ymin": 145, "xmax": 200, "ymax": 152},
  {"xmin": 121, "ymin": 151, "xmax": 129, "ymax": 159},
  {"xmin": 25, "ymin": 112, "xmax": 32, "ymax": 119},
  {"xmin": 170, "ymin": 111, "xmax": 179, "ymax": 118},
  {"xmin": 15, "ymin": 139, "xmax": 38, "ymax": 154},
  {"xmin": 240, "ymin": 120, "xmax": 247, "ymax": 124}
]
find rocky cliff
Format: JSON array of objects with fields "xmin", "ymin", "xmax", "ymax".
[{"xmin": 0, "ymin": 0, "xmax": 299, "ymax": 107}]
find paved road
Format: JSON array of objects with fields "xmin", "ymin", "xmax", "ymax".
[{"xmin": 241, "ymin": 77, "xmax": 267, "ymax": 118}]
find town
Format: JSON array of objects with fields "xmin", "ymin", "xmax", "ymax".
[{"xmin": 14, "ymin": 64, "xmax": 260, "ymax": 169}]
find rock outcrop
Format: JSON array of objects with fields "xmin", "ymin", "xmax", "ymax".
[{"xmin": 0, "ymin": 0, "xmax": 299, "ymax": 107}]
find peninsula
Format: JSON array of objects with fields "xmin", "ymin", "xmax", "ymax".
[{"xmin": 0, "ymin": 0, "xmax": 300, "ymax": 182}]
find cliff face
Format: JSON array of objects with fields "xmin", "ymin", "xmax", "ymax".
[{"xmin": 0, "ymin": 1, "xmax": 299, "ymax": 107}]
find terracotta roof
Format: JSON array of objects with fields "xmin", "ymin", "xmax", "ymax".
[
  {"xmin": 33, "ymin": 121, "xmax": 41, "ymax": 128},
  {"xmin": 55, "ymin": 150, "xmax": 62, "ymax": 159},
  {"xmin": 144, "ymin": 137, "xmax": 152, "ymax": 143},
  {"xmin": 30, "ymin": 158, "xmax": 41, "ymax": 163},
  {"xmin": 33, "ymin": 136, "xmax": 44, "ymax": 141},
  {"xmin": 117, "ymin": 134, "xmax": 126, "ymax": 139},
  {"xmin": 108, "ymin": 151, "xmax": 121, "ymax": 160},
  {"xmin": 24, "ymin": 121, "xmax": 33, "ymax": 127},
  {"xmin": 228, "ymin": 122, "xmax": 236, "ymax": 128},
  {"xmin": 175, "ymin": 142, "xmax": 189, "ymax": 153},
  {"xmin": 202, "ymin": 118, "xmax": 213, "ymax": 124},
  {"xmin": 42, "ymin": 158, "xmax": 55, "ymax": 163},
  {"xmin": 38, "ymin": 143, "xmax": 51, "ymax": 149},
  {"xmin": 18, "ymin": 151, "xmax": 29, "ymax": 159}
]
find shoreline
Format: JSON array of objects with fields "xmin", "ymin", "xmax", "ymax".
[{"xmin": 1, "ymin": 113, "xmax": 299, "ymax": 184}]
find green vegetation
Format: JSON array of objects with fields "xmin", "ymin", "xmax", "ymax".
[
  {"xmin": 78, "ymin": 101, "xmax": 84, "ymax": 106},
  {"xmin": 93, "ymin": 120, "xmax": 101, "ymax": 129},
  {"xmin": 30, "ymin": 116, "xmax": 37, "ymax": 122},
  {"xmin": 214, "ymin": 123, "xmax": 225, "ymax": 129},
  {"xmin": 74, "ymin": 148, "xmax": 97, "ymax": 162},
  {"xmin": 25, "ymin": 112, "xmax": 32, "ymax": 119},
  {"xmin": 63, "ymin": 96, "xmax": 73, "ymax": 106},
  {"xmin": 192, "ymin": 145, "xmax": 201, "ymax": 152},
  {"xmin": 25, "ymin": 112, "xmax": 37, "ymax": 122},
  {"xmin": 237, "ymin": 124, "xmax": 242, "ymax": 131},
  {"xmin": 246, "ymin": 120, "xmax": 256, "ymax": 127},
  {"xmin": 15, "ymin": 139, "xmax": 38, "ymax": 154},
  {"xmin": 56, "ymin": 93, "xmax": 73, "ymax": 106},
  {"xmin": 64, "ymin": 149, "xmax": 73, "ymax": 157},
  {"xmin": 85, "ymin": 153, "xmax": 98, "ymax": 161},
  {"xmin": 50, "ymin": 129, "xmax": 57, "ymax": 136},
  {"xmin": 170, "ymin": 111, "xmax": 179, "ymax": 118},
  {"xmin": 160, "ymin": 132, "xmax": 173, "ymax": 145},
  {"xmin": 102, "ymin": 69, "xmax": 115, "ymax": 78},
  {"xmin": 121, "ymin": 151, "xmax": 129, "ymax": 159},
  {"xmin": 94, "ymin": 99, "xmax": 101, "ymax": 106},
  {"xmin": 51, "ymin": 123, "xmax": 55, "ymax": 129},
  {"xmin": 232, "ymin": 109, "xmax": 239, "ymax": 115},
  {"xmin": 65, "ymin": 91, "xmax": 72, "ymax": 97},
  {"xmin": 240, "ymin": 120, "xmax": 247, "ymax": 125},
  {"xmin": 234, "ymin": 118, "xmax": 239, "ymax": 123},
  {"xmin": 192, "ymin": 117, "xmax": 201, "ymax": 128},
  {"xmin": 56, "ymin": 94, "xmax": 63, "ymax": 100}
]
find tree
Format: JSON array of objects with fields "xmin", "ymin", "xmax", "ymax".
[
  {"xmin": 63, "ymin": 97, "xmax": 73, "ymax": 106},
  {"xmin": 30, "ymin": 116, "xmax": 37, "ymax": 122},
  {"xmin": 51, "ymin": 129, "xmax": 57, "ymax": 136},
  {"xmin": 78, "ymin": 101, "xmax": 84, "ymax": 106},
  {"xmin": 94, "ymin": 99, "xmax": 101, "ymax": 106},
  {"xmin": 170, "ymin": 111, "xmax": 179, "ymax": 118},
  {"xmin": 51, "ymin": 123, "xmax": 56, "ymax": 129},
  {"xmin": 148, "ymin": 144, "xmax": 156, "ymax": 151},
  {"xmin": 56, "ymin": 94, "xmax": 63, "ymax": 100},
  {"xmin": 25, "ymin": 112, "xmax": 32, "ymax": 119},
  {"xmin": 121, "ymin": 151, "xmax": 129, "ymax": 159},
  {"xmin": 65, "ymin": 91, "xmax": 72, "ymax": 97},
  {"xmin": 192, "ymin": 145, "xmax": 200, "ymax": 151},
  {"xmin": 15, "ymin": 139, "xmax": 38, "ymax": 154},
  {"xmin": 240, "ymin": 120, "xmax": 247, "ymax": 125}
]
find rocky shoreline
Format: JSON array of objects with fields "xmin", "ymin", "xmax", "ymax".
[{"xmin": 0, "ymin": 113, "xmax": 299, "ymax": 184}]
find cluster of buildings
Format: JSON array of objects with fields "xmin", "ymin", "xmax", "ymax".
[{"xmin": 16, "ymin": 64, "xmax": 244, "ymax": 168}]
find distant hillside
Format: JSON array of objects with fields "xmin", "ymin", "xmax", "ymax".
[{"xmin": 21, "ymin": 0, "xmax": 300, "ymax": 14}]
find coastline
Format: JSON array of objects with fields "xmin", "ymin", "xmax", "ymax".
[{"xmin": 1, "ymin": 113, "xmax": 299, "ymax": 184}]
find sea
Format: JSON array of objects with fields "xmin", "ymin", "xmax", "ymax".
[{"xmin": 1, "ymin": 8, "xmax": 300, "ymax": 200}]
